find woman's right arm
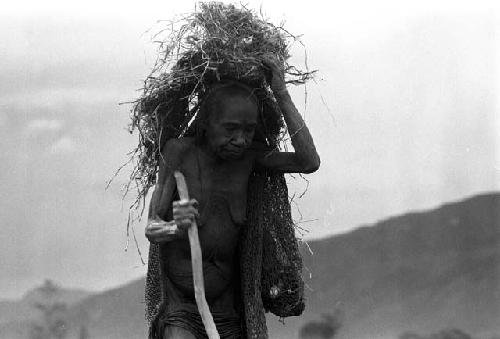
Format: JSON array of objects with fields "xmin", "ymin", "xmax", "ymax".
[
  {"xmin": 145, "ymin": 139, "xmax": 199, "ymax": 243},
  {"xmin": 145, "ymin": 139, "xmax": 181, "ymax": 243}
]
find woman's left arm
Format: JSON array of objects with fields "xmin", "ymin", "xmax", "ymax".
[{"xmin": 256, "ymin": 57, "xmax": 320, "ymax": 173}]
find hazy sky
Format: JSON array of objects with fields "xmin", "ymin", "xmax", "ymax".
[{"xmin": 1, "ymin": 0, "xmax": 498, "ymax": 299}]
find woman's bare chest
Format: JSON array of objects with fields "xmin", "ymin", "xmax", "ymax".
[{"xmin": 179, "ymin": 148, "xmax": 254, "ymax": 225}]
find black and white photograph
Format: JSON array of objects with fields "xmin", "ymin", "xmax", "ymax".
[{"xmin": 1, "ymin": 0, "xmax": 498, "ymax": 338}]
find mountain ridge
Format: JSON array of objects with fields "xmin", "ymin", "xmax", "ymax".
[{"xmin": 1, "ymin": 192, "xmax": 498, "ymax": 339}]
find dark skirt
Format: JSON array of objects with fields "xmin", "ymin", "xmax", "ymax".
[{"xmin": 150, "ymin": 303, "xmax": 242, "ymax": 339}]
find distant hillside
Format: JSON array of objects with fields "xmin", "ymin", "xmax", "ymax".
[
  {"xmin": 0, "ymin": 280, "xmax": 92, "ymax": 339},
  {"xmin": 1, "ymin": 193, "xmax": 498, "ymax": 339},
  {"xmin": 292, "ymin": 192, "xmax": 500, "ymax": 339},
  {"xmin": 67, "ymin": 279, "xmax": 147, "ymax": 339}
]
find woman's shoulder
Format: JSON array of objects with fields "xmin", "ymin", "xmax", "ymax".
[
  {"xmin": 159, "ymin": 138, "xmax": 197, "ymax": 167},
  {"xmin": 162, "ymin": 137, "xmax": 196, "ymax": 154}
]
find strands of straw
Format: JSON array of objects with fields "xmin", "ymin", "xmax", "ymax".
[{"xmin": 118, "ymin": 2, "xmax": 315, "ymax": 218}]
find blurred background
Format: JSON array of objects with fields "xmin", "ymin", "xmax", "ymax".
[{"xmin": 0, "ymin": 0, "xmax": 498, "ymax": 338}]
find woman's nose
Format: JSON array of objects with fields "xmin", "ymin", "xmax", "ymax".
[{"xmin": 231, "ymin": 131, "xmax": 247, "ymax": 147}]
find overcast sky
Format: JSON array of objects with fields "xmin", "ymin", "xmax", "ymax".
[{"xmin": 0, "ymin": 0, "xmax": 498, "ymax": 299}]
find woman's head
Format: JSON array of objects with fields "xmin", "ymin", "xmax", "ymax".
[{"xmin": 194, "ymin": 81, "xmax": 261, "ymax": 159}]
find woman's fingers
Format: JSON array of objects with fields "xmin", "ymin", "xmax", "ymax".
[
  {"xmin": 148, "ymin": 225, "xmax": 177, "ymax": 234},
  {"xmin": 172, "ymin": 199, "xmax": 200, "ymax": 228},
  {"xmin": 190, "ymin": 199, "xmax": 199, "ymax": 208},
  {"xmin": 173, "ymin": 209, "xmax": 198, "ymax": 220},
  {"xmin": 175, "ymin": 218, "xmax": 194, "ymax": 232},
  {"xmin": 260, "ymin": 55, "xmax": 286, "ymax": 92},
  {"xmin": 261, "ymin": 54, "xmax": 283, "ymax": 72},
  {"xmin": 173, "ymin": 199, "xmax": 199, "ymax": 210}
]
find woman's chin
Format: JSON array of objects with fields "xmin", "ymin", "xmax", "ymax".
[{"xmin": 219, "ymin": 150, "xmax": 244, "ymax": 160}]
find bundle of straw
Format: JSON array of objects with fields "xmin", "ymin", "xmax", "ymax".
[{"xmin": 123, "ymin": 1, "xmax": 315, "ymax": 213}]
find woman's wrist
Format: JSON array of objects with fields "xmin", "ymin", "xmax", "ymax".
[
  {"xmin": 272, "ymin": 86, "xmax": 289, "ymax": 99},
  {"xmin": 162, "ymin": 220, "xmax": 179, "ymax": 236},
  {"xmin": 146, "ymin": 219, "xmax": 181, "ymax": 243}
]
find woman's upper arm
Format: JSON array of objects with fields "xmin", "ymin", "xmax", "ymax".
[
  {"xmin": 149, "ymin": 139, "xmax": 183, "ymax": 220},
  {"xmin": 255, "ymin": 150, "xmax": 320, "ymax": 174}
]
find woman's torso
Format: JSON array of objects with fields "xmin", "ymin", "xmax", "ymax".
[{"xmin": 160, "ymin": 142, "xmax": 255, "ymax": 309}]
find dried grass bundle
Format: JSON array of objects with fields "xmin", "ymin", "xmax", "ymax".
[{"xmin": 120, "ymin": 1, "xmax": 315, "ymax": 215}]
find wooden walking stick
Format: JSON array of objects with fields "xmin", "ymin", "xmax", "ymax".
[{"xmin": 174, "ymin": 171, "xmax": 220, "ymax": 339}]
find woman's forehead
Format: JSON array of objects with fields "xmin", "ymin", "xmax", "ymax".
[{"xmin": 213, "ymin": 95, "xmax": 259, "ymax": 122}]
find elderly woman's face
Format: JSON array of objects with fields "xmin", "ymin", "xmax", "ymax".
[{"xmin": 205, "ymin": 94, "xmax": 258, "ymax": 160}]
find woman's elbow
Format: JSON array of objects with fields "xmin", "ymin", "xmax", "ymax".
[{"xmin": 303, "ymin": 154, "xmax": 320, "ymax": 173}]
